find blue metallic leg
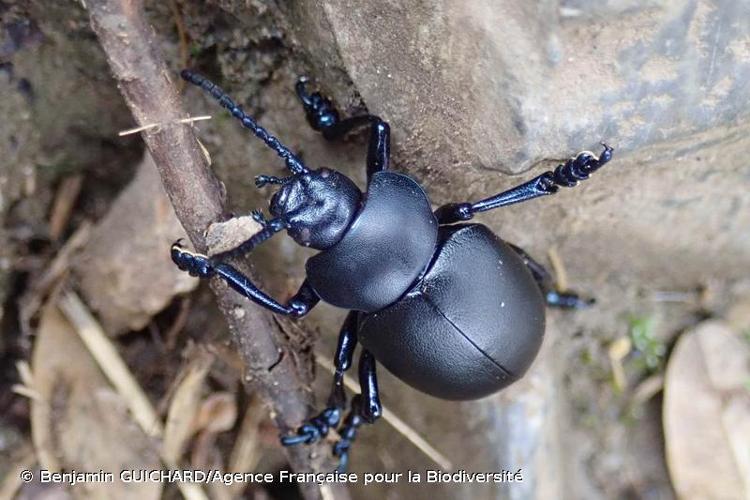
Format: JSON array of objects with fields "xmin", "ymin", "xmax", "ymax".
[
  {"xmin": 170, "ymin": 242, "xmax": 319, "ymax": 317},
  {"xmin": 296, "ymin": 77, "xmax": 390, "ymax": 181},
  {"xmin": 280, "ymin": 312, "xmax": 359, "ymax": 446},
  {"xmin": 333, "ymin": 349, "xmax": 382, "ymax": 471},
  {"xmin": 508, "ymin": 243, "xmax": 594, "ymax": 309},
  {"xmin": 181, "ymin": 70, "xmax": 308, "ymax": 175},
  {"xmin": 435, "ymin": 144, "xmax": 614, "ymax": 224}
]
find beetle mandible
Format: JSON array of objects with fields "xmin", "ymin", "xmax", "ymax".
[{"xmin": 172, "ymin": 69, "xmax": 614, "ymax": 470}]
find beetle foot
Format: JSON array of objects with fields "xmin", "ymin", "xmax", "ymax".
[
  {"xmin": 280, "ymin": 407, "xmax": 341, "ymax": 446},
  {"xmin": 545, "ymin": 290, "xmax": 595, "ymax": 309},
  {"xmin": 295, "ymin": 76, "xmax": 340, "ymax": 132},
  {"xmin": 170, "ymin": 241, "xmax": 214, "ymax": 278},
  {"xmin": 552, "ymin": 143, "xmax": 614, "ymax": 187},
  {"xmin": 331, "ymin": 398, "xmax": 367, "ymax": 472},
  {"xmin": 254, "ymin": 174, "xmax": 290, "ymax": 188}
]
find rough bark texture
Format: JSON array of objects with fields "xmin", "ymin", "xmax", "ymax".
[{"xmin": 83, "ymin": 2, "xmax": 340, "ymax": 498}]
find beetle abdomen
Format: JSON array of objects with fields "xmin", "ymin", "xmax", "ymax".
[
  {"xmin": 305, "ymin": 171, "xmax": 438, "ymax": 313},
  {"xmin": 358, "ymin": 224, "xmax": 545, "ymax": 400}
]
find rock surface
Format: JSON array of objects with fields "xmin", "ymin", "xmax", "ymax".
[{"xmin": 287, "ymin": 0, "xmax": 750, "ymax": 175}]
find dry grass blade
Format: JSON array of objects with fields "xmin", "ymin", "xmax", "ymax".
[
  {"xmin": 30, "ymin": 303, "xmax": 163, "ymax": 498},
  {"xmin": 48, "ymin": 174, "xmax": 84, "ymax": 241},
  {"xmin": 57, "ymin": 290, "xmax": 209, "ymax": 500},
  {"xmin": 226, "ymin": 397, "xmax": 264, "ymax": 496},
  {"xmin": 0, "ymin": 445, "xmax": 35, "ymax": 500},
  {"xmin": 118, "ymin": 115, "xmax": 211, "ymax": 136},
  {"xmin": 11, "ymin": 384, "xmax": 43, "ymax": 402},
  {"xmin": 163, "ymin": 348, "xmax": 214, "ymax": 464},
  {"xmin": 547, "ymin": 245, "xmax": 569, "ymax": 292},
  {"xmin": 19, "ymin": 222, "xmax": 91, "ymax": 336},
  {"xmin": 315, "ymin": 354, "xmax": 453, "ymax": 470},
  {"xmin": 608, "ymin": 336, "xmax": 632, "ymax": 393},
  {"xmin": 58, "ymin": 290, "xmax": 163, "ymax": 437}
]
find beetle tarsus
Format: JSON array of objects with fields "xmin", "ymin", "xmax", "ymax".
[
  {"xmin": 280, "ymin": 407, "xmax": 342, "ymax": 446},
  {"xmin": 293, "ymin": 77, "xmax": 390, "ymax": 181},
  {"xmin": 254, "ymin": 174, "xmax": 289, "ymax": 188},
  {"xmin": 551, "ymin": 142, "xmax": 613, "ymax": 187},
  {"xmin": 332, "ymin": 395, "xmax": 366, "ymax": 472},
  {"xmin": 280, "ymin": 313, "xmax": 358, "ymax": 452},
  {"xmin": 170, "ymin": 242, "xmax": 214, "ymax": 278},
  {"xmin": 546, "ymin": 291, "xmax": 595, "ymax": 309},
  {"xmin": 295, "ymin": 76, "xmax": 340, "ymax": 132},
  {"xmin": 280, "ymin": 342, "xmax": 381, "ymax": 471}
]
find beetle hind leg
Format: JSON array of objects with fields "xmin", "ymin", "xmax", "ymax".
[
  {"xmin": 509, "ymin": 243, "xmax": 595, "ymax": 309},
  {"xmin": 280, "ymin": 312, "xmax": 358, "ymax": 446}
]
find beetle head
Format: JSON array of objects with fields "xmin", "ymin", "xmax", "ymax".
[{"xmin": 267, "ymin": 168, "xmax": 361, "ymax": 249}]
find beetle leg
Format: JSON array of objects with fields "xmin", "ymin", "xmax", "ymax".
[
  {"xmin": 333, "ymin": 349, "xmax": 382, "ymax": 471},
  {"xmin": 171, "ymin": 242, "xmax": 319, "ymax": 317},
  {"xmin": 434, "ymin": 143, "xmax": 614, "ymax": 224},
  {"xmin": 280, "ymin": 312, "xmax": 359, "ymax": 447},
  {"xmin": 508, "ymin": 243, "xmax": 595, "ymax": 309},
  {"xmin": 254, "ymin": 174, "xmax": 291, "ymax": 188},
  {"xmin": 328, "ymin": 312, "xmax": 359, "ymax": 409},
  {"xmin": 295, "ymin": 77, "xmax": 390, "ymax": 182}
]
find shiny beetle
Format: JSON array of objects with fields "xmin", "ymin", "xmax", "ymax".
[{"xmin": 172, "ymin": 69, "xmax": 614, "ymax": 470}]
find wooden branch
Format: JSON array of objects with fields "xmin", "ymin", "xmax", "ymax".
[{"xmin": 84, "ymin": 1, "xmax": 342, "ymax": 497}]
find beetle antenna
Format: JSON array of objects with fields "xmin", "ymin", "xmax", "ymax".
[{"xmin": 181, "ymin": 70, "xmax": 308, "ymax": 175}]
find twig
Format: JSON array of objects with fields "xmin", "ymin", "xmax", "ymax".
[{"xmin": 84, "ymin": 2, "xmax": 340, "ymax": 497}]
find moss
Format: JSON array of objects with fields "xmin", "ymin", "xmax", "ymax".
[{"xmin": 628, "ymin": 315, "xmax": 666, "ymax": 373}]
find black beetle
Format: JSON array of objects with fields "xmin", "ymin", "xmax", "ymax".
[{"xmin": 172, "ymin": 69, "xmax": 614, "ymax": 470}]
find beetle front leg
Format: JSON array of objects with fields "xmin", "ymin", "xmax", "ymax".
[
  {"xmin": 508, "ymin": 243, "xmax": 594, "ymax": 309},
  {"xmin": 171, "ymin": 243, "xmax": 319, "ymax": 317},
  {"xmin": 295, "ymin": 77, "xmax": 390, "ymax": 182},
  {"xmin": 435, "ymin": 144, "xmax": 614, "ymax": 224},
  {"xmin": 280, "ymin": 312, "xmax": 359, "ymax": 446}
]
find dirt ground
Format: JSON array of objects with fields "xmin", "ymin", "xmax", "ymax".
[{"xmin": 0, "ymin": 1, "xmax": 748, "ymax": 499}]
